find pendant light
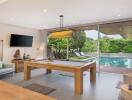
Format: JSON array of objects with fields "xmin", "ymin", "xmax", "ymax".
[{"xmin": 49, "ymin": 15, "xmax": 73, "ymax": 38}]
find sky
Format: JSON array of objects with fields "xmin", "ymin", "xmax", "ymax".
[{"xmin": 84, "ymin": 30, "xmax": 123, "ymax": 40}]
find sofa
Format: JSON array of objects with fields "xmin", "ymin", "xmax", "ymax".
[{"xmin": 0, "ymin": 61, "xmax": 15, "ymax": 76}]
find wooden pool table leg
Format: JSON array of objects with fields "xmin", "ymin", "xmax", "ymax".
[
  {"xmin": 90, "ymin": 63, "xmax": 96, "ymax": 82},
  {"xmin": 74, "ymin": 69, "xmax": 83, "ymax": 95},
  {"xmin": 46, "ymin": 69, "xmax": 52, "ymax": 74},
  {"xmin": 24, "ymin": 62, "xmax": 31, "ymax": 80}
]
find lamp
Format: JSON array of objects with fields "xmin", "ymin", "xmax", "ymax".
[
  {"xmin": 48, "ymin": 15, "xmax": 73, "ymax": 60},
  {"xmin": 49, "ymin": 30, "xmax": 73, "ymax": 38},
  {"xmin": 48, "ymin": 15, "xmax": 73, "ymax": 38}
]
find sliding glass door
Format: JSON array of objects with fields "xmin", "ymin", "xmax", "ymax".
[
  {"xmin": 99, "ymin": 21, "xmax": 132, "ymax": 71},
  {"xmin": 47, "ymin": 20, "xmax": 132, "ymax": 73}
]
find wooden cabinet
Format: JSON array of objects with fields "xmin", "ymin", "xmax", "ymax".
[{"xmin": 12, "ymin": 59, "xmax": 34, "ymax": 73}]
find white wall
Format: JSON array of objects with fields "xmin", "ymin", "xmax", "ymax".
[
  {"xmin": 0, "ymin": 23, "xmax": 43, "ymax": 62},
  {"xmin": 39, "ymin": 30, "xmax": 48, "ymax": 59}
]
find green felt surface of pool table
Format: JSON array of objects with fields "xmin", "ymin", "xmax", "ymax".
[{"xmin": 33, "ymin": 60, "xmax": 93, "ymax": 68}]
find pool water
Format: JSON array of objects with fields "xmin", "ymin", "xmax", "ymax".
[{"xmin": 100, "ymin": 57, "xmax": 132, "ymax": 68}]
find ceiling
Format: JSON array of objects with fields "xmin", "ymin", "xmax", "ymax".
[{"xmin": 0, "ymin": 0, "xmax": 132, "ymax": 29}]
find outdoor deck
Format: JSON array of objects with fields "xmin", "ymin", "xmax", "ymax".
[{"xmin": 99, "ymin": 66, "xmax": 132, "ymax": 74}]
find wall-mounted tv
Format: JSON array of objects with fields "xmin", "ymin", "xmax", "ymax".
[{"xmin": 10, "ymin": 34, "xmax": 33, "ymax": 47}]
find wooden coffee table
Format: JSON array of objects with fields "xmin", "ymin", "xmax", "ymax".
[
  {"xmin": 24, "ymin": 60, "xmax": 96, "ymax": 95},
  {"xmin": 0, "ymin": 80, "xmax": 56, "ymax": 100}
]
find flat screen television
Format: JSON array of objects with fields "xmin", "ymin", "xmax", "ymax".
[{"xmin": 10, "ymin": 34, "xmax": 33, "ymax": 47}]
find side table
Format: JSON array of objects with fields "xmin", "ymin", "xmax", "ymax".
[{"xmin": 121, "ymin": 84, "xmax": 132, "ymax": 100}]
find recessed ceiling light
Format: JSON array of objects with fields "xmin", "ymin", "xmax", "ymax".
[
  {"xmin": 43, "ymin": 9, "xmax": 47, "ymax": 13},
  {"xmin": 0, "ymin": 0, "xmax": 8, "ymax": 5}
]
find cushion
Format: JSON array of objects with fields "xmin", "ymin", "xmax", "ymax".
[
  {"xmin": 0, "ymin": 61, "xmax": 3, "ymax": 69},
  {"xmin": 0, "ymin": 68, "xmax": 14, "ymax": 75}
]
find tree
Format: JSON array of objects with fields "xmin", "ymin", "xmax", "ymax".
[
  {"xmin": 99, "ymin": 38, "xmax": 132, "ymax": 53},
  {"xmin": 81, "ymin": 38, "xmax": 97, "ymax": 52},
  {"xmin": 70, "ymin": 31, "xmax": 86, "ymax": 52},
  {"xmin": 100, "ymin": 37, "xmax": 110, "ymax": 53},
  {"xmin": 109, "ymin": 39, "xmax": 125, "ymax": 53},
  {"xmin": 122, "ymin": 40, "xmax": 132, "ymax": 53},
  {"xmin": 48, "ymin": 31, "xmax": 86, "ymax": 58},
  {"xmin": 48, "ymin": 38, "xmax": 67, "ymax": 59}
]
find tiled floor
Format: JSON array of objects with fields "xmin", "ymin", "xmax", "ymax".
[{"xmin": 2, "ymin": 69, "xmax": 123, "ymax": 100}]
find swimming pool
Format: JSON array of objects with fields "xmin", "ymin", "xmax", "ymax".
[{"xmin": 100, "ymin": 57, "xmax": 132, "ymax": 68}]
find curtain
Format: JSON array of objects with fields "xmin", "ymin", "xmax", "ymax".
[{"xmin": 0, "ymin": 40, "xmax": 3, "ymax": 61}]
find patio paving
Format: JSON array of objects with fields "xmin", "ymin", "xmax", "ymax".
[{"xmin": 99, "ymin": 66, "xmax": 132, "ymax": 74}]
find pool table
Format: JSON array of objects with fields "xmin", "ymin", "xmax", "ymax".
[{"xmin": 24, "ymin": 60, "xmax": 96, "ymax": 95}]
